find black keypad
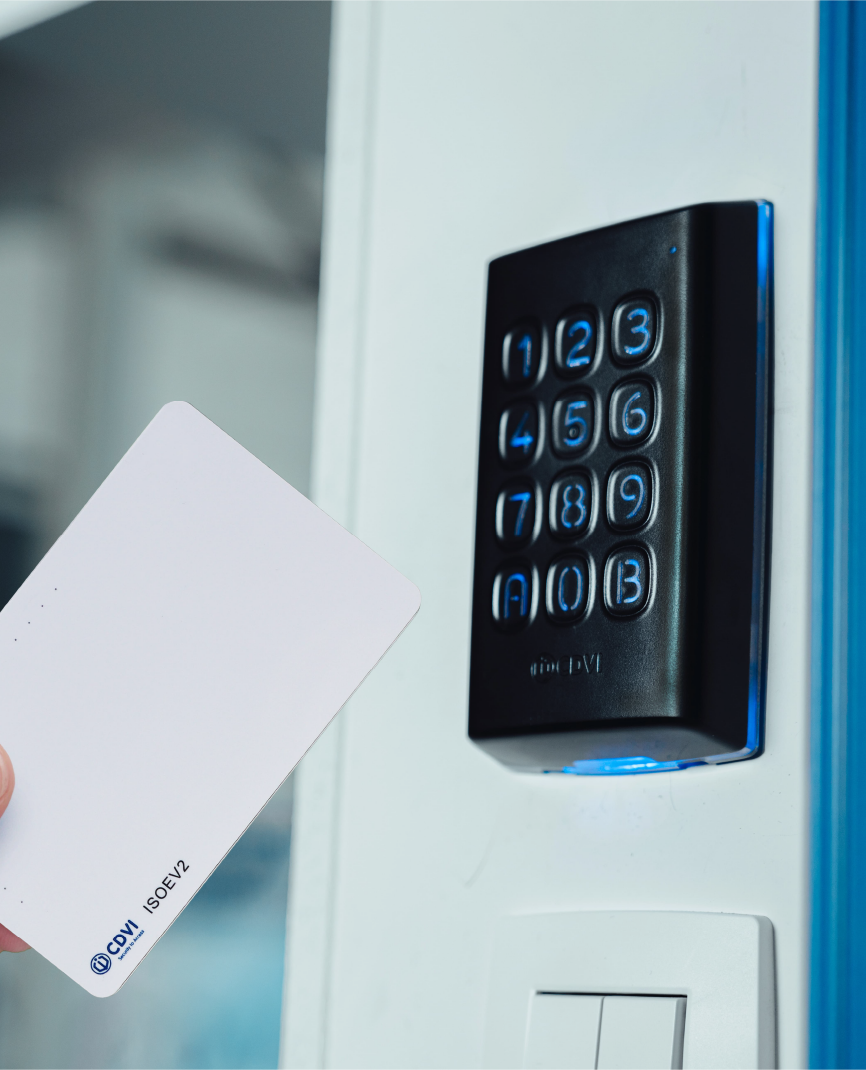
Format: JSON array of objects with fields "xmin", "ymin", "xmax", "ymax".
[
  {"xmin": 552, "ymin": 391, "xmax": 594, "ymax": 457},
  {"xmin": 496, "ymin": 483, "xmax": 536, "ymax": 546},
  {"xmin": 612, "ymin": 297, "xmax": 657, "ymax": 364},
  {"xmin": 555, "ymin": 309, "xmax": 597, "ymax": 376},
  {"xmin": 609, "ymin": 380, "xmax": 654, "ymax": 446},
  {"xmin": 499, "ymin": 402, "xmax": 539, "ymax": 466},
  {"xmin": 607, "ymin": 462, "xmax": 652, "ymax": 530},
  {"xmin": 492, "ymin": 563, "xmax": 533, "ymax": 630},
  {"xmin": 549, "ymin": 472, "xmax": 591, "ymax": 538},
  {"xmin": 503, "ymin": 322, "xmax": 541, "ymax": 385},
  {"xmin": 471, "ymin": 202, "xmax": 773, "ymax": 773},
  {"xmin": 546, "ymin": 556, "xmax": 589, "ymax": 622},
  {"xmin": 604, "ymin": 547, "xmax": 650, "ymax": 615}
]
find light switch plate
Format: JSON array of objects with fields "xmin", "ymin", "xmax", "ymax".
[
  {"xmin": 483, "ymin": 911, "xmax": 775, "ymax": 1069},
  {"xmin": 0, "ymin": 402, "xmax": 420, "ymax": 995}
]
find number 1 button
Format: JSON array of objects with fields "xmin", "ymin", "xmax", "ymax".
[{"xmin": 502, "ymin": 322, "xmax": 541, "ymax": 385}]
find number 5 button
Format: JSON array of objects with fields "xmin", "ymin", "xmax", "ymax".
[
  {"xmin": 549, "ymin": 472, "xmax": 591, "ymax": 538},
  {"xmin": 552, "ymin": 391, "xmax": 594, "ymax": 457},
  {"xmin": 609, "ymin": 381, "xmax": 654, "ymax": 446}
]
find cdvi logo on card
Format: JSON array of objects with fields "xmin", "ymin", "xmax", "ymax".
[{"xmin": 90, "ymin": 919, "xmax": 141, "ymax": 973}]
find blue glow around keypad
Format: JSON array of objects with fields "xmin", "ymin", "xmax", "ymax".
[{"xmin": 558, "ymin": 756, "xmax": 708, "ymax": 775}]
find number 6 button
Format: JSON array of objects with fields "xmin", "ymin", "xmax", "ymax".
[{"xmin": 609, "ymin": 381, "xmax": 654, "ymax": 446}]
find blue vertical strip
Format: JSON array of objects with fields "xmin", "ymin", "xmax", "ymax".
[{"xmin": 812, "ymin": 3, "xmax": 866, "ymax": 1065}]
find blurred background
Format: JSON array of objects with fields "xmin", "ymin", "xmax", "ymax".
[{"xmin": 0, "ymin": 2, "xmax": 331, "ymax": 1067}]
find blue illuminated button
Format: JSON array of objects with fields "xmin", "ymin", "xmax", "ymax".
[
  {"xmin": 502, "ymin": 322, "xmax": 541, "ymax": 385},
  {"xmin": 604, "ymin": 547, "xmax": 650, "ymax": 616},
  {"xmin": 609, "ymin": 380, "xmax": 654, "ymax": 446},
  {"xmin": 492, "ymin": 563, "xmax": 533, "ymax": 630},
  {"xmin": 499, "ymin": 402, "xmax": 539, "ymax": 466},
  {"xmin": 549, "ymin": 472, "xmax": 591, "ymax": 538},
  {"xmin": 555, "ymin": 309, "xmax": 597, "ymax": 377},
  {"xmin": 552, "ymin": 391, "xmax": 594, "ymax": 457},
  {"xmin": 607, "ymin": 462, "xmax": 652, "ymax": 529},
  {"xmin": 546, "ymin": 556, "xmax": 589, "ymax": 623},
  {"xmin": 612, "ymin": 297, "xmax": 657, "ymax": 364},
  {"xmin": 495, "ymin": 483, "xmax": 536, "ymax": 546}
]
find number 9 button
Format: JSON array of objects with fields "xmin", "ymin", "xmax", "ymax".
[{"xmin": 607, "ymin": 462, "xmax": 651, "ymax": 529}]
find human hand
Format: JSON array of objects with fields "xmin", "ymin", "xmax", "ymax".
[{"xmin": 0, "ymin": 746, "xmax": 29, "ymax": 952}]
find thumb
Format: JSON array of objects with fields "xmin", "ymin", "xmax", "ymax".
[
  {"xmin": 0, "ymin": 746, "xmax": 29, "ymax": 952},
  {"xmin": 0, "ymin": 744, "xmax": 14, "ymax": 821}
]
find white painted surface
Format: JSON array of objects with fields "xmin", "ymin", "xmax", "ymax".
[
  {"xmin": 523, "ymin": 994, "xmax": 602, "ymax": 1070},
  {"xmin": 597, "ymin": 997, "xmax": 686, "ymax": 1070},
  {"xmin": 0, "ymin": 1, "xmax": 82, "ymax": 40},
  {"xmin": 285, "ymin": 2, "xmax": 817, "ymax": 1066},
  {"xmin": 0, "ymin": 401, "xmax": 419, "ymax": 994}
]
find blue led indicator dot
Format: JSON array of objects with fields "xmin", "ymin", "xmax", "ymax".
[{"xmin": 669, "ymin": 246, "xmax": 677, "ymax": 254}]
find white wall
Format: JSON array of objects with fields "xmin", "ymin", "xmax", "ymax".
[{"xmin": 283, "ymin": 3, "xmax": 817, "ymax": 1067}]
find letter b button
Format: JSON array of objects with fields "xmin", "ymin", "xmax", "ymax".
[{"xmin": 604, "ymin": 547, "xmax": 650, "ymax": 616}]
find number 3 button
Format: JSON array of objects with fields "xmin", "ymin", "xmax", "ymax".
[
  {"xmin": 609, "ymin": 381, "xmax": 654, "ymax": 446},
  {"xmin": 549, "ymin": 472, "xmax": 591, "ymax": 538}
]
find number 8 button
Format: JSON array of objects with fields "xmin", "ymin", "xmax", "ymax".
[{"xmin": 549, "ymin": 472, "xmax": 591, "ymax": 538}]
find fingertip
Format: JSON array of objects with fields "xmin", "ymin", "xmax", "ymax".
[
  {"xmin": 0, "ymin": 923, "xmax": 28, "ymax": 953},
  {"xmin": 0, "ymin": 744, "xmax": 13, "ymax": 820}
]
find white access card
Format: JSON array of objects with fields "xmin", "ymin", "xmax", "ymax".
[{"xmin": 0, "ymin": 402, "xmax": 420, "ymax": 995}]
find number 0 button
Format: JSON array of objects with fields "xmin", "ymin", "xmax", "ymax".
[
  {"xmin": 612, "ymin": 297, "xmax": 657, "ymax": 364},
  {"xmin": 609, "ymin": 381, "xmax": 654, "ymax": 446},
  {"xmin": 604, "ymin": 547, "xmax": 650, "ymax": 615},
  {"xmin": 499, "ymin": 402, "xmax": 539, "ymax": 466},
  {"xmin": 552, "ymin": 392, "xmax": 594, "ymax": 457},
  {"xmin": 607, "ymin": 463, "xmax": 652, "ymax": 529},
  {"xmin": 546, "ymin": 556, "xmax": 589, "ymax": 623},
  {"xmin": 549, "ymin": 472, "xmax": 591, "ymax": 538}
]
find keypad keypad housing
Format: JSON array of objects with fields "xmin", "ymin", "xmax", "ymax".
[{"xmin": 469, "ymin": 203, "xmax": 773, "ymax": 773}]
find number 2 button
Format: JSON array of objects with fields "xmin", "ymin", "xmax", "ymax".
[
  {"xmin": 549, "ymin": 473, "xmax": 591, "ymax": 538},
  {"xmin": 609, "ymin": 381, "xmax": 654, "ymax": 446}
]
